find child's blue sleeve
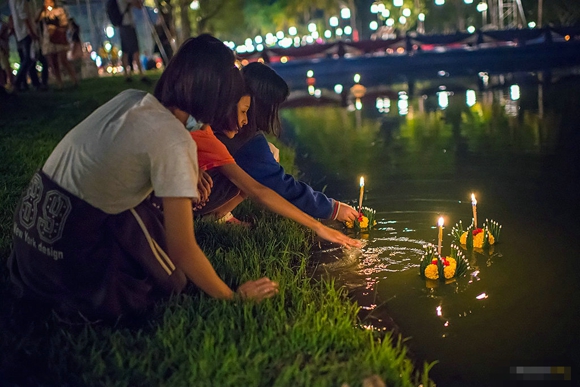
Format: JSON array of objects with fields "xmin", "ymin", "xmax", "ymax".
[{"xmin": 233, "ymin": 133, "xmax": 335, "ymax": 219}]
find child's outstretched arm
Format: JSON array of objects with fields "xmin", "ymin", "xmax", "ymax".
[
  {"xmin": 163, "ymin": 197, "xmax": 279, "ymax": 301},
  {"xmin": 231, "ymin": 133, "xmax": 357, "ymax": 222},
  {"xmin": 217, "ymin": 164, "xmax": 362, "ymax": 248}
]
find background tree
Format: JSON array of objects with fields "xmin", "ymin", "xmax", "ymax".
[
  {"xmin": 175, "ymin": 0, "xmax": 240, "ymax": 44},
  {"xmin": 143, "ymin": 0, "xmax": 580, "ymax": 48},
  {"xmin": 242, "ymin": 0, "xmax": 287, "ymax": 37},
  {"xmin": 241, "ymin": 0, "xmax": 341, "ymax": 38}
]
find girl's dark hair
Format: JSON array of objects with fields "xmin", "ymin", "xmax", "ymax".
[
  {"xmin": 211, "ymin": 68, "xmax": 246, "ymax": 133},
  {"xmin": 154, "ymin": 34, "xmax": 238, "ymax": 126},
  {"xmin": 241, "ymin": 62, "xmax": 289, "ymax": 136}
]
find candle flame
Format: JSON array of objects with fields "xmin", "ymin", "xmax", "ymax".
[
  {"xmin": 471, "ymin": 193, "xmax": 477, "ymax": 205},
  {"xmin": 360, "ymin": 177, "xmax": 364, "ymax": 187},
  {"xmin": 438, "ymin": 216, "xmax": 444, "ymax": 227}
]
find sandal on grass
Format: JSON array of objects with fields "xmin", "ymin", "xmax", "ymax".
[{"xmin": 217, "ymin": 212, "xmax": 251, "ymax": 227}]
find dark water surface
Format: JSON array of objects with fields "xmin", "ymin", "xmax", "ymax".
[{"xmin": 281, "ymin": 71, "xmax": 580, "ymax": 386}]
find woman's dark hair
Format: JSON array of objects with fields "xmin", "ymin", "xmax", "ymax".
[
  {"xmin": 241, "ymin": 62, "xmax": 289, "ymax": 136},
  {"xmin": 154, "ymin": 34, "xmax": 238, "ymax": 126}
]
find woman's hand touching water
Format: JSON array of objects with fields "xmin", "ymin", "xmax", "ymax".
[{"xmin": 315, "ymin": 224, "xmax": 362, "ymax": 248}]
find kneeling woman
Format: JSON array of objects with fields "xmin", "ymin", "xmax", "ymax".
[{"xmin": 8, "ymin": 35, "xmax": 280, "ymax": 322}]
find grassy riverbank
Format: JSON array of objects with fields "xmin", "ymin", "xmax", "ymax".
[{"xmin": 0, "ymin": 74, "xmax": 435, "ymax": 386}]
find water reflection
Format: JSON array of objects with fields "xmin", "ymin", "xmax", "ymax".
[
  {"xmin": 283, "ymin": 79, "xmax": 559, "ymax": 183},
  {"xmin": 285, "ymin": 72, "xmax": 580, "ymax": 385}
]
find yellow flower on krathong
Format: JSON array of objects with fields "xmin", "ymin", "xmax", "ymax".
[
  {"xmin": 461, "ymin": 230, "xmax": 495, "ymax": 247},
  {"xmin": 473, "ymin": 232, "xmax": 485, "ymax": 248},
  {"xmin": 359, "ymin": 216, "xmax": 369, "ymax": 229},
  {"xmin": 424, "ymin": 264, "xmax": 439, "ymax": 280},
  {"xmin": 444, "ymin": 265, "xmax": 456, "ymax": 279},
  {"xmin": 442, "ymin": 257, "xmax": 457, "ymax": 279},
  {"xmin": 460, "ymin": 232, "xmax": 468, "ymax": 245},
  {"xmin": 345, "ymin": 220, "xmax": 354, "ymax": 229}
]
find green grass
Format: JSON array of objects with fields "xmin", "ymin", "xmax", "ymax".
[{"xmin": 0, "ymin": 73, "xmax": 435, "ymax": 386}]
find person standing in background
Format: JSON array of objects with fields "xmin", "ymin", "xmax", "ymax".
[
  {"xmin": 0, "ymin": 15, "xmax": 15, "ymax": 93},
  {"xmin": 117, "ymin": 0, "xmax": 147, "ymax": 82},
  {"xmin": 67, "ymin": 17, "xmax": 83, "ymax": 76},
  {"xmin": 31, "ymin": 35, "xmax": 49, "ymax": 91},
  {"xmin": 9, "ymin": 0, "xmax": 42, "ymax": 91},
  {"xmin": 37, "ymin": 0, "xmax": 78, "ymax": 89},
  {"xmin": 67, "ymin": 17, "xmax": 81, "ymax": 53},
  {"xmin": 31, "ymin": 9, "xmax": 50, "ymax": 91}
]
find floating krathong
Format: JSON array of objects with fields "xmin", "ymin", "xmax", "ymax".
[
  {"xmin": 419, "ymin": 244, "xmax": 469, "ymax": 281},
  {"xmin": 451, "ymin": 194, "xmax": 502, "ymax": 249},
  {"xmin": 451, "ymin": 219, "xmax": 502, "ymax": 249},
  {"xmin": 345, "ymin": 206, "xmax": 377, "ymax": 231}
]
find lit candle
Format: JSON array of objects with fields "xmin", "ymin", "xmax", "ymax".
[
  {"xmin": 358, "ymin": 177, "xmax": 365, "ymax": 214},
  {"xmin": 437, "ymin": 216, "xmax": 444, "ymax": 256},
  {"xmin": 471, "ymin": 193, "xmax": 478, "ymax": 228}
]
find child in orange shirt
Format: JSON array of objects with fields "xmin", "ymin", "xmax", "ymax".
[{"xmin": 188, "ymin": 78, "xmax": 359, "ymax": 248}]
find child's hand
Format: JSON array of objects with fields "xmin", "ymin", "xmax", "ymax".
[
  {"xmin": 192, "ymin": 201, "xmax": 207, "ymax": 211},
  {"xmin": 316, "ymin": 225, "xmax": 362, "ymax": 248},
  {"xmin": 237, "ymin": 277, "xmax": 279, "ymax": 302},
  {"xmin": 336, "ymin": 202, "xmax": 359, "ymax": 222},
  {"xmin": 197, "ymin": 169, "xmax": 213, "ymax": 203}
]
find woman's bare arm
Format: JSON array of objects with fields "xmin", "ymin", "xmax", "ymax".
[
  {"xmin": 163, "ymin": 197, "xmax": 234, "ymax": 299},
  {"xmin": 162, "ymin": 197, "xmax": 279, "ymax": 301}
]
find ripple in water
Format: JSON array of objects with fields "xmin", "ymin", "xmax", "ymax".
[{"xmin": 318, "ymin": 234, "xmax": 430, "ymax": 279}]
